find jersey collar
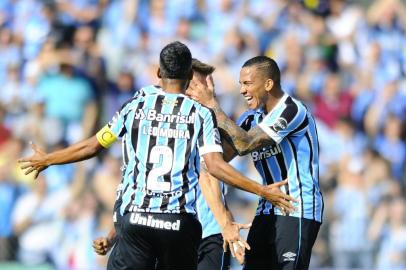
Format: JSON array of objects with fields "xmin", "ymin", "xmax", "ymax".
[{"xmin": 255, "ymin": 93, "xmax": 288, "ymax": 115}]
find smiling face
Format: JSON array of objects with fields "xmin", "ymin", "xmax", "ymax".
[{"xmin": 239, "ymin": 66, "xmax": 272, "ymax": 110}]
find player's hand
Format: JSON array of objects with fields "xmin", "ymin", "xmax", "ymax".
[
  {"xmin": 262, "ymin": 180, "xmax": 297, "ymax": 215},
  {"xmin": 186, "ymin": 75, "xmax": 216, "ymax": 107},
  {"xmin": 18, "ymin": 142, "xmax": 49, "ymax": 179},
  {"xmin": 221, "ymin": 221, "xmax": 251, "ymax": 265},
  {"xmin": 92, "ymin": 237, "xmax": 113, "ymax": 256}
]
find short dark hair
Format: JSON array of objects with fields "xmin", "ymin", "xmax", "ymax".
[
  {"xmin": 192, "ymin": 58, "xmax": 215, "ymax": 75},
  {"xmin": 242, "ymin": 56, "xmax": 281, "ymax": 87},
  {"xmin": 159, "ymin": 41, "xmax": 192, "ymax": 79}
]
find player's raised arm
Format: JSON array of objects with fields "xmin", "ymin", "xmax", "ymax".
[
  {"xmin": 18, "ymin": 136, "xmax": 104, "ymax": 179},
  {"xmin": 188, "ymin": 76, "xmax": 278, "ymax": 156},
  {"xmin": 202, "ymin": 152, "xmax": 295, "ymax": 214},
  {"xmin": 197, "ymin": 107, "xmax": 296, "ymax": 213},
  {"xmin": 18, "ymin": 96, "xmax": 131, "ymax": 179}
]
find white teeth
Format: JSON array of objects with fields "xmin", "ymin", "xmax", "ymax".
[{"xmin": 245, "ymin": 96, "xmax": 252, "ymax": 101}]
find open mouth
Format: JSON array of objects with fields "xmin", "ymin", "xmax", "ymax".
[{"xmin": 244, "ymin": 96, "xmax": 253, "ymax": 104}]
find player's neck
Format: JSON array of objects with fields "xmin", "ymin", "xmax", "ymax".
[
  {"xmin": 161, "ymin": 79, "xmax": 189, "ymax": 94},
  {"xmin": 264, "ymin": 88, "xmax": 285, "ymax": 113}
]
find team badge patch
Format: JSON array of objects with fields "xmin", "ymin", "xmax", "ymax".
[{"xmin": 271, "ymin": 117, "xmax": 288, "ymax": 132}]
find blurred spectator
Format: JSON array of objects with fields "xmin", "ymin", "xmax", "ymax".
[
  {"xmin": 11, "ymin": 164, "xmax": 85, "ymax": 266},
  {"xmin": 0, "ymin": 105, "xmax": 11, "ymax": 146},
  {"xmin": 0, "ymin": 162, "xmax": 22, "ymax": 261},
  {"xmin": 103, "ymin": 69, "xmax": 137, "ymax": 122},
  {"xmin": 0, "ymin": 1, "xmax": 404, "ymax": 269},
  {"xmin": 330, "ymin": 157, "xmax": 373, "ymax": 269},
  {"xmin": 0, "ymin": 27, "xmax": 21, "ymax": 85},
  {"xmin": 314, "ymin": 72, "xmax": 353, "ymax": 129},
  {"xmin": 373, "ymin": 114, "xmax": 406, "ymax": 181},
  {"xmin": 56, "ymin": 189, "xmax": 98, "ymax": 270},
  {"xmin": 36, "ymin": 50, "xmax": 97, "ymax": 143},
  {"xmin": 370, "ymin": 197, "xmax": 406, "ymax": 269},
  {"xmin": 72, "ymin": 25, "xmax": 107, "ymax": 99}
]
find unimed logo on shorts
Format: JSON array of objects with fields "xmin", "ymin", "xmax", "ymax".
[{"xmin": 130, "ymin": 213, "xmax": 181, "ymax": 231}]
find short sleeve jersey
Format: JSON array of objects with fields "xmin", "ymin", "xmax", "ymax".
[
  {"xmin": 237, "ymin": 94, "xmax": 324, "ymax": 222},
  {"xmin": 99, "ymin": 85, "xmax": 223, "ymax": 215}
]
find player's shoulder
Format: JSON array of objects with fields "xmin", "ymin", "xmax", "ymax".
[
  {"xmin": 283, "ymin": 95, "xmax": 307, "ymax": 112},
  {"xmin": 133, "ymin": 85, "xmax": 164, "ymax": 99},
  {"xmin": 116, "ymin": 85, "xmax": 161, "ymax": 113},
  {"xmin": 183, "ymin": 96, "xmax": 213, "ymax": 116},
  {"xmin": 237, "ymin": 109, "xmax": 256, "ymax": 126}
]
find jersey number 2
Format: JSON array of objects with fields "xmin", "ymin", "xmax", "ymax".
[{"xmin": 147, "ymin": 146, "xmax": 173, "ymax": 191}]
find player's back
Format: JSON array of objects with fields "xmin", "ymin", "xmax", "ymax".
[{"xmin": 118, "ymin": 86, "xmax": 221, "ymax": 215}]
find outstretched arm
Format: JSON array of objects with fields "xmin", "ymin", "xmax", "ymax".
[
  {"xmin": 202, "ymin": 152, "xmax": 296, "ymax": 214},
  {"xmin": 187, "ymin": 76, "xmax": 276, "ymax": 156},
  {"xmin": 19, "ymin": 136, "xmax": 103, "ymax": 178}
]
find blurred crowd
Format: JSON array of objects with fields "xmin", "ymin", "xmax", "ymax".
[{"xmin": 0, "ymin": 0, "xmax": 405, "ymax": 269}]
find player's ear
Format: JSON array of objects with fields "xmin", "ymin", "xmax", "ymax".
[
  {"xmin": 265, "ymin": 79, "xmax": 274, "ymax": 92},
  {"xmin": 157, "ymin": 67, "xmax": 162, "ymax": 79}
]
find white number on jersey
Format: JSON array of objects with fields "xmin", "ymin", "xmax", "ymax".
[{"xmin": 146, "ymin": 145, "xmax": 173, "ymax": 192}]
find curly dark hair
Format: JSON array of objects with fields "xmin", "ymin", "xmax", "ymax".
[{"xmin": 159, "ymin": 41, "xmax": 192, "ymax": 79}]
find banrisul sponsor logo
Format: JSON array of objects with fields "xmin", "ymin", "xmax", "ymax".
[
  {"xmin": 129, "ymin": 213, "xmax": 181, "ymax": 231},
  {"xmin": 134, "ymin": 109, "xmax": 196, "ymax": 124}
]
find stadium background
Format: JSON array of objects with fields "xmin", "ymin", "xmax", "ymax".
[{"xmin": 0, "ymin": 0, "xmax": 405, "ymax": 269}]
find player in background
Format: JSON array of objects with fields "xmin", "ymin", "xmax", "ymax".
[
  {"xmin": 19, "ymin": 43, "xmax": 296, "ymax": 270},
  {"xmin": 191, "ymin": 59, "xmax": 249, "ymax": 269},
  {"xmin": 93, "ymin": 61, "xmax": 250, "ymax": 267},
  {"xmin": 187, "ymin": 56, "xmax": 323, "ymax": 270}
]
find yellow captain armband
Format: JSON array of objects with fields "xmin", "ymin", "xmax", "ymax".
[{"xmin": 96, "ymin": 125, "xmax": 118, "ymax": 148}]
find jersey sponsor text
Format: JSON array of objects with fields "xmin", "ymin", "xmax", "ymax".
[{"xmin": 129, "ymin": 213, "xmax": 181, "ymax": 231}]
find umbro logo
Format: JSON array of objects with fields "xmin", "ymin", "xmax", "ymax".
[{"xmin": 282, "ymin": 251, "xmax": 296, "ymax": 262}]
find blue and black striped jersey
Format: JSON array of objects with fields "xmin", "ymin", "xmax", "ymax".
[
  {"xmin": 237, "ymin": 94, "xmax": 324, "ymax": 222},
  {"xmin": 107, "ymin": 85, "xmax": 223, "ymax": 215},
  {"xmin": 196, "ymin": 180, "xmax": 226, "ymax": 238},
  {"xmin": 113, "ymin": 86, "xmax": 164, "ymax": 221}
]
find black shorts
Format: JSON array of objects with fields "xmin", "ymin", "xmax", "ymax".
[
  {"xmin": 113, "ymin": 198, "xmax": 122, "ymax": 236},
  {"xmin": 243, "ymin": 215, "xmax": 320, "ymax": 270},
  {"xmin": 197, "ymin": 234, "xmax": 230, "ymax": 270},
  {"xmin": 108, "ymin": 212, "xmax": 202, "ymax": 270}
]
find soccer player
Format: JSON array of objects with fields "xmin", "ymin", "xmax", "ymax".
[
  {"xmin": 187, "ymin": 56, "xmax": 324, "ymax": 270},
  {"xmin": 190, "ymin": 59, "xmax": 250, "ymax": 268},
  {"xmin": 19, "ymin": 43, "xmax": 296, "ymax": 270},
  {"xmin": 93, "ymin": 60, "xmax": 250, "ymax": 267}
]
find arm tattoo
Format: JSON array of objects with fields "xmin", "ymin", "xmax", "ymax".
[
  {"xmin": 200, "ymin": 160, "xmax": 208, "ymax": 173},
  {"xmin": 212, "ymin": 102, "xmax": 276, "ymax": 155}
]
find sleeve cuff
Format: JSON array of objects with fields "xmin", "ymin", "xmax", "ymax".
[
  {"xmin": 199, "ymin": 144, "xmax": 223, "ymax": 156},
  {"xmin": 258, "ymin": 122, "xmax": 282, "ymax": 144}
]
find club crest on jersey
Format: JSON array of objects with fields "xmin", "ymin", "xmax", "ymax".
[
  {"xmin": 161, "ymin": 98, "xmax": 178, "ymax": 106},
  {"xmin": 271, "ymin": 117, "xmax": 288, "ymax": 132}
]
